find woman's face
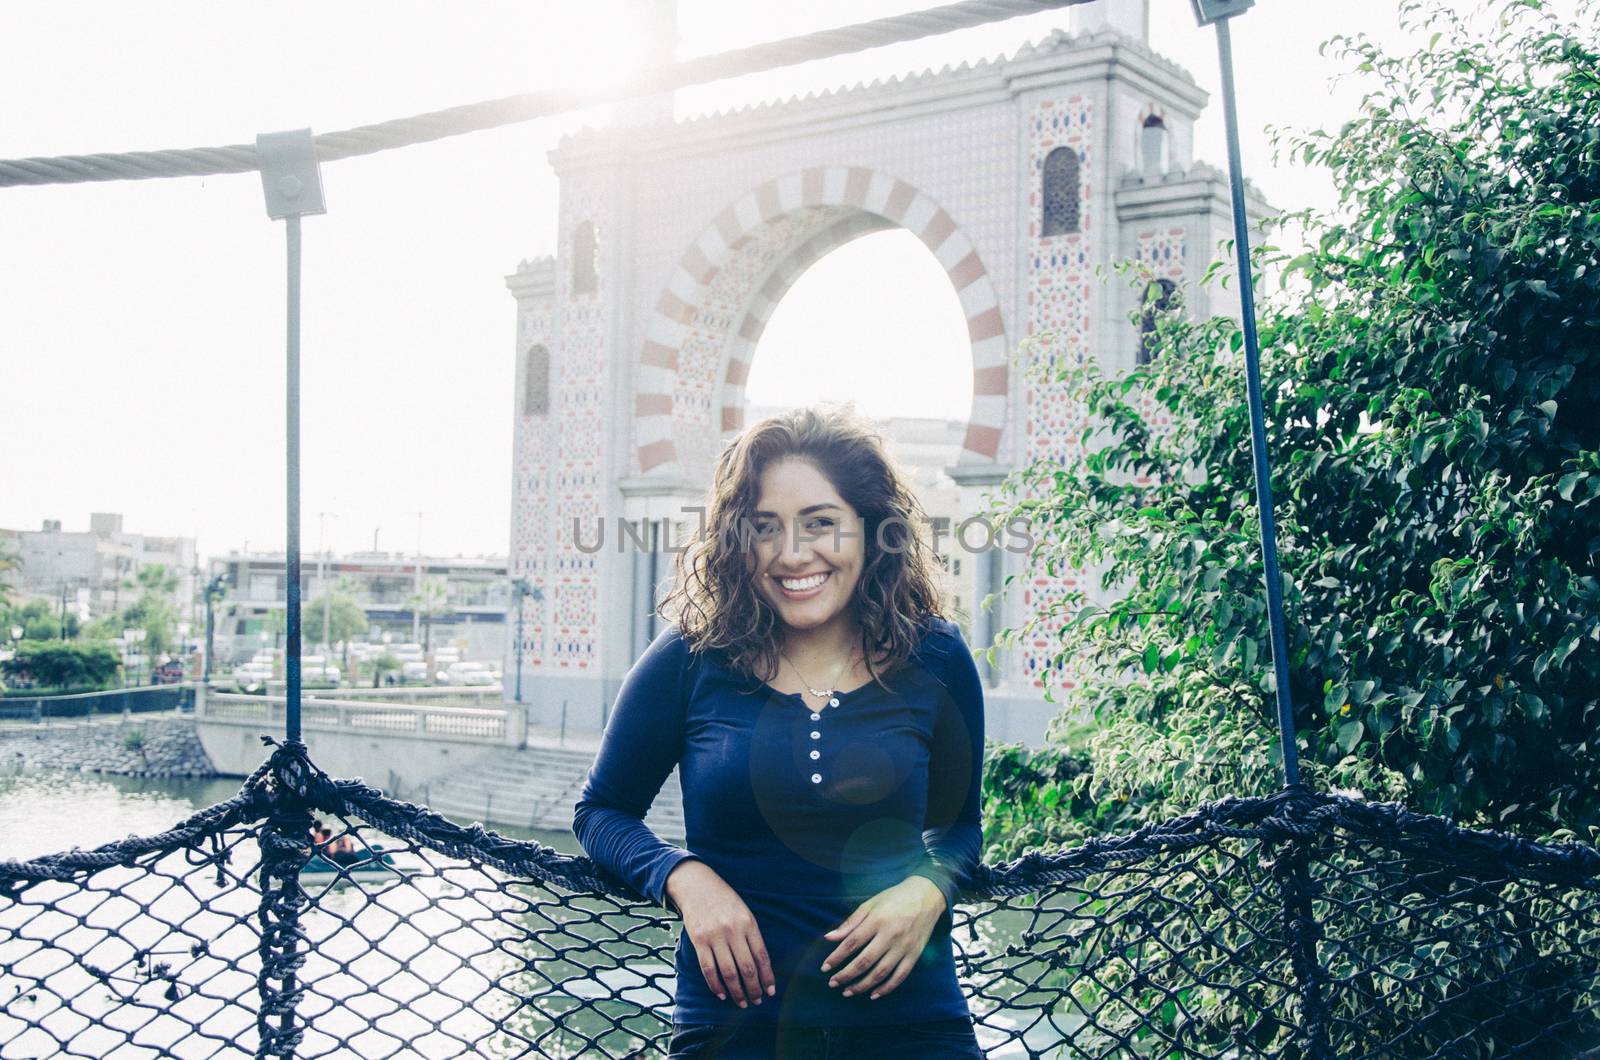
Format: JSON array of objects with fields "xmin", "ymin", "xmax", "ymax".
[{"xmin": 748, "ymin": 458, "xmax": 865, "ymax": 636}]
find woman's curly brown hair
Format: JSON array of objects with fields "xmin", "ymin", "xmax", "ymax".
[{"xmin": 658, "ymin": 404, "xmax": 948, "ymax": 692}]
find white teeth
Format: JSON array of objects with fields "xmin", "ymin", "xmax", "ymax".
[{"xmin": 778, "ymin": 573, "xmax": 827, "ymax": 591}]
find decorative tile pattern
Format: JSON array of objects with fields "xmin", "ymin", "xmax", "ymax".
[
  {"xmin": 547, "ymin": 180, "xmax": 610, "ymax": 671},
  {"xmin": 1137, "ymin": 228, "xmax": 1187, "ymax": 282},
  {"xmin": 1022, "ymin": 95, "xmax": 1095, "ymax": 690},
  {"xmin": 511, "ymin": 300, "xmax": 554, "ymax": 670}
]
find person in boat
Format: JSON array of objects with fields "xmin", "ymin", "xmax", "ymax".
[
  {"xmin": 574, "ymin": 405, "xmax": 986, "ymax": 1058},
  {"xmin": 311, "ymin": 821, "xmax": 332, "ymax": 852},
  {"xmin": 327, "ymin": 830, "xmax": 362, "ymax": 865}
]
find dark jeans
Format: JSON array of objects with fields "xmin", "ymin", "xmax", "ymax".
[{"xmin": 666, "ymin": 1016, "xmax": 983, "ymax": 1059}]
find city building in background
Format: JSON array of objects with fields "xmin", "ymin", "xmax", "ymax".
[
  {"xmin": 1, "ymin": 513, "xmax": 196, "ymax": 623},
  {"xmin": 206, "ymin": 549, "xmax": 508, "ymax": 666}
]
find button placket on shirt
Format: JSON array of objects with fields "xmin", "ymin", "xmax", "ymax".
[{"xmin": 807, "ymin": 695, "xmax": 841, "ymax": 784}]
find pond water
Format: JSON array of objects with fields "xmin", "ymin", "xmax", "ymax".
[
  {"xmin": 0, "ymin": 766, "xmax": 579, "ymax": 862},
  {"xmin": 0, "ymin": 768, "xmax": 1069, "ymax": 1057}
]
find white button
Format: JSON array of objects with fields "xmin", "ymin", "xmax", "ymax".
[
  {"xmin": 829, "ymin": 697, "xmax": 840, "ymax": 707},
  {"xmin": 810, "ymin": 731, "xmax": 820, "ymax": 740},
  {"xmin": 811, "ymin": 773, "xmax": 822, "ymax": 784},
  {"xmin": 810, "ymin": 749, "xmax": 820, "ymax": 760},
  {"xmin": 810, "ymin": 712, "xmax": 821, "ymax": 721}
]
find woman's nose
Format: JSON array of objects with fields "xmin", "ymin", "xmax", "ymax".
[{"xmin": 777, "ymin": 521, "xmax": 816, "ymax": 564}]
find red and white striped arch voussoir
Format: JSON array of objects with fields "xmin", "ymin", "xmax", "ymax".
[{"xmin": 635, "ymin": 167, "xmax": 1009, "ymax": 474}]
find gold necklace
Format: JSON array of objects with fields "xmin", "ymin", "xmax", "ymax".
[{"xmin": 779, "ymin": 649, "xmax": 853, "ymax": 702}]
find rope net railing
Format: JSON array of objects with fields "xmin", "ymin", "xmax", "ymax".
[{"xmin": 3, "ymin": 741, "xmax": 1597, "ymax": 1059}]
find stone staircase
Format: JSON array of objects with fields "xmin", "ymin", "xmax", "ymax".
[{"xmin": 416, "ymin": 743, "xmax": 685, "ymax": 843}]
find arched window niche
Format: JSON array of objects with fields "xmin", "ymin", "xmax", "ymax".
[
  {"xmin": 1041, "ymin": 146, "xmax": 1081, "ymax": 237},
  {"xmin": 1140, "ymin": 115, "xmax": 1169, "ymax": 177}
]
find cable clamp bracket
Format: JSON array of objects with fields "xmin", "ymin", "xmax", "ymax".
[{"xmin": 256, "ymin": 128, "xmax": 326, "ymax": 219}]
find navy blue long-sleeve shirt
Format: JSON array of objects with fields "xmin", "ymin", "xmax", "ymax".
[{"xmin": 572, "ymin": 613, "xmax": 985, "ymax": 1027}]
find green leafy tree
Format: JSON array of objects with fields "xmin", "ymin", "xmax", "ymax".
[
  {"xmin": 10, "ymin": 599, "xmax": 74, "ymax": 641},
  {"xmin": 305, "ymin": 591, "xmax": 369, "ymax": 673},
  {"xmin": 371, "ymin": 652, "xmax": 401, "ymax": 688},
  {"xmin": 990, "ymin": 0, "xmax": 1600, "ymax": 842},
  {"xmin": 123, "ymin": 594, "xmax": 179, "ymax": 659},
  {"xmin": 975, "ymin": 5, "xmax": 1600, "ymax": 1053},
  {"xmin": 134, "ymin": 564, "xmax": 178, "ymax": 596},
  {"xmin": 87, "ymin": 565, "xmax": 184, "ymax": 662}
]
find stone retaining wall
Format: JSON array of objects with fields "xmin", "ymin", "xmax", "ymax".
[{"xmin": 0, "ymin": 713, "xmax": 217, "ymax": 778}]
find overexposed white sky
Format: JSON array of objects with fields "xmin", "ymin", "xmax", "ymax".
[{"xmin": 0, "ymin": 1, "xmax": 1560, "ymax": 559}]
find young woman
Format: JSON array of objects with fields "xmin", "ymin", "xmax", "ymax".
[{"xmin": 574, "ymin": 406, "xmax": 986, "ymax": 1059}]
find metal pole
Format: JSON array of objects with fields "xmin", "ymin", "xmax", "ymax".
[
  {"xmin": 515, "ymin": 597, "xmax": 525, "ymax": 704},
  {"xmin": 285, "ymin": 213, "xmax": 303, "ymax": 744},
  {"xmin": 319, "ymin": 512, "xmax": 332, "ymax": 657},
  {"xmin": 412, "ymin": 512, "xmax": 423, "ymax": 644},
  {"xmin": 204, "ymin": 591, "xmax": 214, "ymax": 683},
  {"xmin": 1211, "ymin": 14, "xmax": 1299, "ymax": 786},
  {"xmin": 258, "ymin": 127, "xmax": 325, "ymax": 744}
]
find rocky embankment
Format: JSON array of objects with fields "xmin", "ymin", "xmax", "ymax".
[{"xmin": 0, "ymin": 714, "xmax": 216, "ymax": 777}]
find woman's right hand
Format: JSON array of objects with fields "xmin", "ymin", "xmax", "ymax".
[{"xmin": 664, "ymin": 859, "xmax": 775, "ymax": 1008}]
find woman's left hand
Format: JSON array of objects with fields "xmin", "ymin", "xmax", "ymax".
[{"xmin": 819, "ymin": 875, "xmax": 946, "ymax": 1000}]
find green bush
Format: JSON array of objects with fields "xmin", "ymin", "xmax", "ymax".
[
  {"xmin": 0, "ymin": 641, "xmax": 121, "ymax": 692},
  {"xmin": 4, "ymin": 599, "xmax": 78, "ymax": 641}
]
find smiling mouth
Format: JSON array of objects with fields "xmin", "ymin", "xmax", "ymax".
[{"xmin": 773, "ymin": 571, "xmax": 830, "ymax": 598}]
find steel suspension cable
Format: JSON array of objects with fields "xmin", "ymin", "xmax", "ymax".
[{"xmin": 0, "ymin": 0, "xmax": 1091, "ymax": 188}]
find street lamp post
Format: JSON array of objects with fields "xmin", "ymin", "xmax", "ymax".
[
  {"xmin": 189, "ymin": 563, "xmax": 202, "ymax": 640},
  {"xmin": 1189, "ymin": 0, "xmax": 1300, "ymax": 786},
  {"xmin": 203, "ymin": 575, "xmax": 227, "ymax": 683},
  {"xmin": 509, "ymin": 578, "xmax": 540, "ymax": 705},
  {"xmin": 125, "ymin": 627, "xmax": 148, "ymax": 686},
  {"xmin": 317, "ymin": 511, "xmax": 335, "ymax": 655}
]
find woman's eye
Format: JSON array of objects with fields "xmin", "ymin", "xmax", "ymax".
[{"xmin": 808, "ymin": 518, "xmax": 835, "ymax": 530}]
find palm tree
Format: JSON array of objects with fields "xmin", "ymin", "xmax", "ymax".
[
  {"xmin": 135, "ymin": 565, "xmax": 179, "ymax": 595},
  {"xmin": 0, "ymin": 539, "xmax": 20, "ymax": 614},
  {"xmin": 266, "ymin": 608, "xmax": 287, "ymax": 653},
  {"xmin": 405, "ymin": 578, "xmax": 450, "ymax": 654}
]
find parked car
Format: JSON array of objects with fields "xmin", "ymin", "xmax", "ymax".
[
  {"xmin": 231, "ymin": 662, "xmax": 274, "ymax": 686},
  {"xmin": 400, "ymin": 661, "xmax": 430, "ymax": 683},
  {"xmin": 301, "ymin": 655, "xmax": 341, "ymax": 683},
  {"xmin": 153, "ymin": 660, "xmax": 185, "ymax": 684},
  {"xmin": 444, "ymin": 661, "xmax": 498, "ymax": 687}
]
